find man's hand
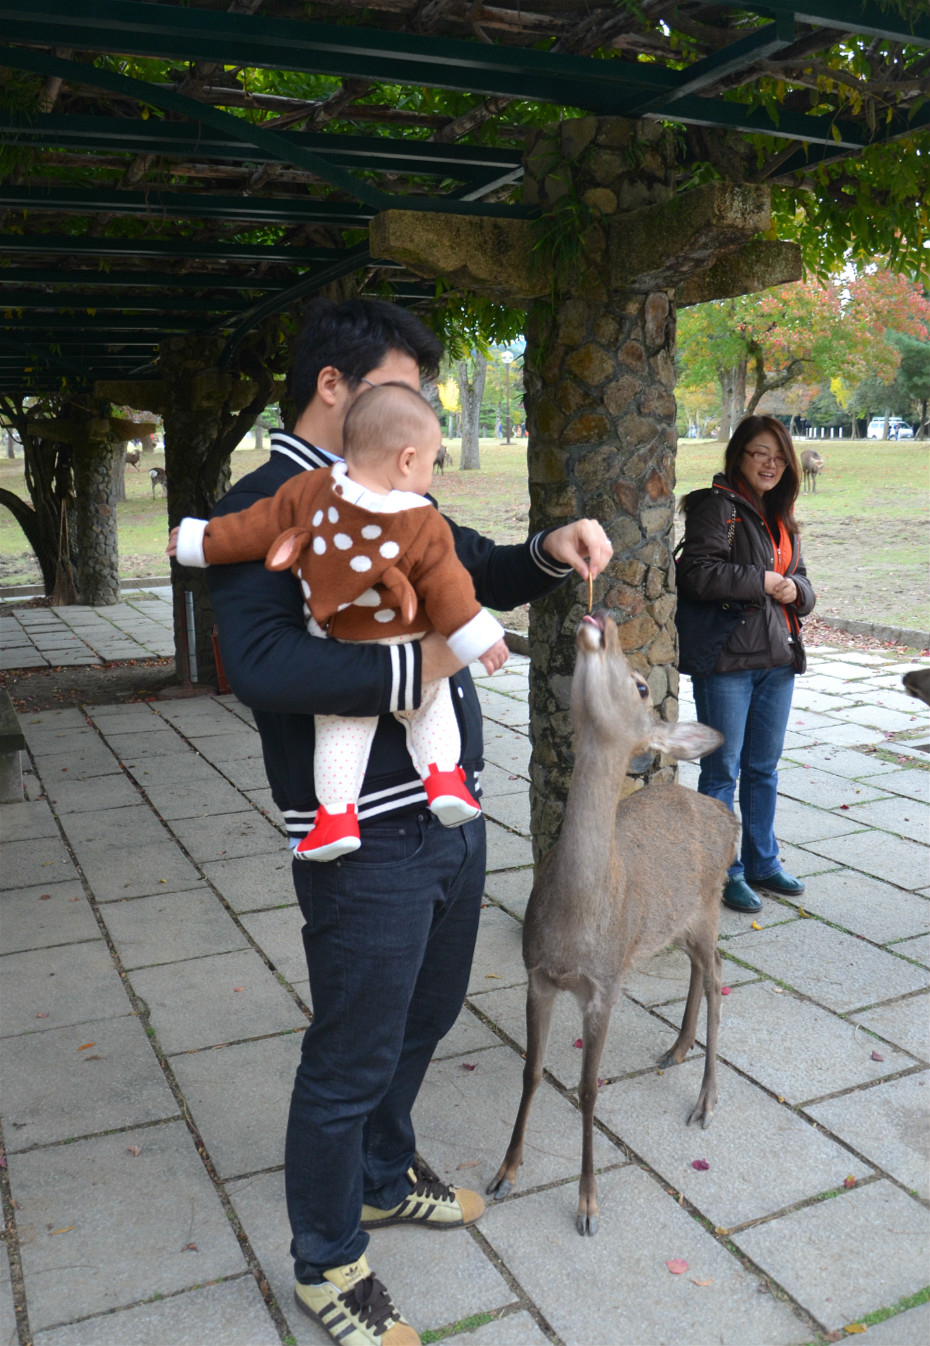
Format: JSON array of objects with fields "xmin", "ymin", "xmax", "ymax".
[
  {"xmin": 167, "ymin": 526, "xmax": 179, "ymax": 558},
  {"xmin": 420, "ymin": 631, "xmax": 466, "ymax": 685},
  {"xmin": 541, "ymin": 519, "xmax": 612, "ymax": 580},
  {"xmin": 479, "ymin": 637, "xmax": 509, "ymax": 676}
]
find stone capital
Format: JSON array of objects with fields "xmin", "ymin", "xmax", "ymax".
[
  {"xmin": 677, "ymin": 238, "xmax": 802, "ymax": 306},
  {"xmin": 95, "ymin": 380, "xmax": 168, "ymax": 412},
  {"xmin": 370, "ymin": 211, "xmax": 545, "ymax": 306}
]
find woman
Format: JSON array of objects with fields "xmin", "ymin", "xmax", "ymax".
[{"xmin": 677, "ymin": 416, "xmax": 816, "ymax": 914}]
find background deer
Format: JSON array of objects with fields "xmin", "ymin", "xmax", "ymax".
[
  {"xmin": 125, "ymin": 446, "xmax": 141, "ymax": 469},
  {"xmin": 487, "ymin": 611, "xmax": 739, "ymax": 1235},
  {"xmin": 435, "ymin": 444, "xmax": 453, "ymax": 474},
  {"xmin": 149, "ymin": 466, "xmax": 168, "ymax": 498},
  {"xmin": 801, "ymin": 448, "xmax": 824, "ymax": 492}
]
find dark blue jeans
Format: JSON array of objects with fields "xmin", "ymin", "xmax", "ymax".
[
  {"xmin": 692, "ymin": 663, "xmax": 795, "ymax": 882},
  {"xmin": 285, "ymin": 811, "xmax": 486, "ymax": 1283}
]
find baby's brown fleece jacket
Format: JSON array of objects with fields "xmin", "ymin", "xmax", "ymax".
[{"xmin": 201, "ymin": 466, "xmax": 482, "ymax": 642}]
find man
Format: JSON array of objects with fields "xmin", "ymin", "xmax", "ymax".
[{"xmin": 206, "ymin": 298, "xmax": 611, "ymax": 1346}]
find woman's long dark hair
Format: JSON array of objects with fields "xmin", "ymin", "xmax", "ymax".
[{"xmin": 725, "ymin": 416, "xmax": 800, "ymax": 536}]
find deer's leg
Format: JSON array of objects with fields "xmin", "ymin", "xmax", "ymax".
[
  {"xmin": 656, "ymin": 953, "xmax": 704, "ymax": 1067},
  {"xmin": 487, "ymin": 972, "xmax": 556, "ymax": 1199},
  {"xmin": 576, "ymin": 1002, "xmax": 611, "ymax": 1236},
  {"xmin": 687, "ymin": 945, "xmax": 722, "ymax": 1130}
]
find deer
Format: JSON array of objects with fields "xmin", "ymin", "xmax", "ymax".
[
  {"xmin": 435, "ymin": 444, "xmax": 453, "ymax": 474},
  {"xmin": 125, "ymin": 445, "xmax": 141, "ymax": 470},
  {"xmin": 902, "ymin": 669, "xmax": 930, "ymax": 707},
  {"xmin": 487, "ymin": 610, "xmax": 739, "ymax": 1235},
  {"xmin": 801, "ymin": 449, "xmax": 824, "ymax": 493},
  {"xmin": 149, "ymin": 466, "xmax": 168, "ymax": 498}
]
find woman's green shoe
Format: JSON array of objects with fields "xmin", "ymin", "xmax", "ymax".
[{"xmin": 722, "ymin": 877, "xmax": 763, "ymax": 913}]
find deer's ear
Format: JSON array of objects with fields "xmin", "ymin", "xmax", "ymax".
[
  {"xmin": 265, "ymin": 528, "xmax": 309, "ymax": 571},
  {"xmin": 650, "ymin": 722, "xmax": 723, "ymax": 761}
]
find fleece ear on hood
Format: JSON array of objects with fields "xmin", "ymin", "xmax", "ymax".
[
  {"xmin": 380, "ymin": 565, "xmax": 417, "ymax": 624},
  {"xmin": 265, "ymin": 528, "xmax": 311, "ymax": 571}
]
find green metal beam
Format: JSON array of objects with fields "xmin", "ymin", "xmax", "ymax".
[
  {"xmin": 0, "ymin": 267, "xmax": 298, "ymax": 292},
  {"xmin": 0, "ymin": 234, "xmax": 350, "ymax": 265},
  {"xmin": 5, "ymin": 314, "xmax": 209, "ymax": 331},
  {"xmin": 0, "ymin": 185, "xmax": 378, "ymax": 227},
  {"xmin": 0, "ymin": 290, "xmax": 250, "ymax": 313},
  {"xmin": 715, "ymin": 1, "xmax": 929, "ymax": 45}
]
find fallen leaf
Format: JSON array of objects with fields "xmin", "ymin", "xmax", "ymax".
[
  {"xmin": 456, "ymin": 1160, "xmax": 480, "ymax": 1170},
  {"xmin": 870, "ymin": 1050, "xmax": 884, "ymax": 1062},
  {"xmin": 714, "ymin": 1227, "xmax": 730, "ymax": 1236},
  {"xmin": 127, "ymin": 1144, "xmax": 142, "ymax": 1156},
  {"xmin": 798, "ymin": 907, "xmax": 810, "ymax": 917},
  {"xmin": 666, "ymin": 1258, "xmax": 688, "ymax": 1274},
  {"xmin": 37, "ymin": 1012, "xmax": 49, "ymax": 1019},
  {"xmin": 573, "ymin": 1038, "xmax": 583, "ymax": 1048},
  {"xmin": 751, "ymin": 921, "xmax": 762, "ymax": 930},
  {"xmin": 773, "ymin": 986, "xmax": 783, "ymax": 994},
  {"xmin": 461, "ymin": 1063, "xmax": 476, "ymax": 1071},
  {"xmin": 83, "ymin": 1055, "xmax": 102, "ymax": 1061},
  {"xmin": 845, "ymin": 1325, "xmax": 867, "ymax": 1334},
  {"xmin": 40, "ymin": 894, "xmax": 51, "ymax": 900},
  {"xmin": 232, "ymin": 987, "xmax": 245, "ymax": 992},
  {"xmin": 77, "ymin": 1043, "xmax": 95, "ymax": 1052},
  {"xmin": 721, "ymin": 987, "xmax": 731, "ymax": 996},
  {"xmin": 0, "ymin": 1156, "xmax": 6, "ymax": 1169},
  {"xmin": 181, "ymin": 1242, "xmax": 198, "ymax": 1252},
  {"xmin": 49, "ymin": 1226, "xmax": 75, "ymax": 1236},
  {"xmin": 843, "ymin": 1175, "xmax": 857, "ymax": 1189},
  {"xmin": 485, "ymin": 974, "xmax": 500, "ymax": 980},
  {"xmin": 690, "ymin": 1277, "xmax": 713, "ymax": 1287},
  {"xmin": 692, "ymin": 1159, "xmax": 710, "ymax": 1171},
  {"xmin": 597, "ymin": 1078, "xmax": 606, "ymax": 1088}
]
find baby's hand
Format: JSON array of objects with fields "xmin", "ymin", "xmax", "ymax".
[
  {"xmin": 167, "ymin": 526, "xmax": 179, "ymax": 558},
  {"xmin": 479, "ymin": 637, "xmax": 509, "ymax": 675}
]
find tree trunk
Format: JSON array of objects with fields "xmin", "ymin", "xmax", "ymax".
[
  {"xmin": 717, "ymin": 361, "xmax": 746, "ymax": 441},
  {"xmin": 72, "ymin": 419, "xmax": 121, "ymax": 605},
  {"xmin": 0, "ymin": 397, "xmax": 80, "ymax": 600},
  {"xmin": 113, "ymin": 445, "xmax": 128, "ymax": 503},
  {"xmin": 457, "ymin": 353, "xmax": 487, "ymax": 470}
]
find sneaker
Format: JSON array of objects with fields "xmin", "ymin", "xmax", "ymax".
[
  {"xmin": 361, "ymin": 1164, "xmax": 485, "ymax": 1232},
  {"xmin": 294, "ymin": 1254, "xmax": 419, "ymax": 1346},
  {"xmin": 422, "ymin": 763, "xmax": 481, "ymax": 828},
  {"xmin": 749, "ymin": 870, "xmax": 805, "ymax": 897},
  {"xmin": 722, "ymin": 877, "xmax": 763, "ymax": 913},
  {"xmin": 295, "ymin": 804, "xmax": 361, "ymax": 862}
]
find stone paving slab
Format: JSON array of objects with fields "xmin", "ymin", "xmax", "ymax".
[
  {"xmin": 891, "ymin": 932, "xmax": 930, "ymax": 966},
  {"xmin": 780, "ymin": 744, "xmax": 902, "ymax": 778},
  {"xmin": 103, "ymin": 889, "xmax": 250, "ymax": 968},
  {"xmin": 70, "ymin": 838, "xmax": 205, "ymax": 902},
  {"xmin": 623, "ymin": 945, "xmax": 760, "ymax": 1005},
  {"xmin": 476, "ymin": 689, "xmax": 530, "ymax": 728},
  {"xmin": 853, "ymin": 993, "xmax": 930, "ymax": 1062},
  {"xmin": 435, "ymin": 1002, "xmax": 503, "ymax": 1059},
  {"xmin": 789, "ymin": 869, "xmax": 930, "ymax": 943},
  {"xmin": 85, "ymin": 704, "xmax": 165, "ymax": 732},
  {"xmin": 777, "ymin": 765, "xmax": 891, "ymax": 810},
  {"xmin": 473, "ymin": 981, "xmax": 699, "ymax": 1086},
  {"xmin": 168, "ymin": 809, "xmax": 286, "ymax": 863},
  {"xmin": 9, "ymin": 1120, "xmax": 247, "ymax": 1332},
  {"xmin": 806, "ymin": 1071, "xmax": 930, "ymax": 1198},
  {"xmin": 99, "ymin": 726, "xmax": 186, "ymax": 760},
  {"xmin": 874, "ymin": 768, "xmax": 930, "ymax": 801},
  {"xmin": 171, "ymin": 1033, "xmax": 301, "ymax": 1179},
  {"xmin": 485, "ymin": 821, "xmax": 533, "ymax": 872},
  {"xmin": 412, "ymin": 1045, "xmax": 621, "ymax": 1193},
  {"xmin": 23, "ymin": 727, "xmax": 106, "ymax": 758},
  {"xmin": 714, "ymin": 981, "xmax": 915, "ymax": 1104},
  {"xmin": 0, "ymin": 1243, "xmax": 15, "ymax": 1346},
  {"xmin": 831, "ymin": 704, "xmax": 926, "ymax": 733},
  {"xmin": 594, "ymin": 1058, "xmax": 873, "ymax": 1229},
  {"xmin": 847, "ymin": 1303, "xmax": 930, "ymax": 1346},
  {"xmin": 733, "ymin": 1181, "xmax": 929, "ymax": 1332},
  {"xmin": 125, "ymin": 751, "xmax": 232, "ymax": 787},
  {"xmin": 200, "ymin": 851, "xmax": 296, "ymax": 912},
  {"xmin": 482, "ymin": 1166, "xmax": 809, "ymax": 1346},
  {"xmin": 772, "ymin": 797, "xmax": 867, "ymax": 844},
  {"xmin": 62, "ymin": 802, "xmax": 171, "ymax": 848},
  {"xmin": 239, "ymin": 905, "xmax": 308, "ymax": 984},
  {"xmin": 767, "ymin": 842, "xmax": 841, "ymax": 879},
  {"xmin": 453, "ymin": 1311, "xmax": 550, "ymax": 1346},
  {"xmin": 467, "ymin": 905, "xmax": 527, "ymax": 994},
  {"xmin": 482, "ymin": 724, "xmax": 531, "ymax": 776},
  {"xmin": 840, "ymin": 795, "xmax": 930, "ymax": 844},
  {"xmin": 32, "ymin": 1276, "xmax": 282, "ymax": 1346},
  {"xmin": 805, "ymin": 721, "xmax": 891, "ymax": 747},
  {"xmin": 33, "ymin": 746, "xmax": 123, "ymax": 782},
  {"xmin": 482, "ymin": 791, "xmax": 532, "ymax": 834},
  {"xmin": 43, "ymin": 771, "xmax": 143, "ymax": 813},
  {"xmin": 1, "ymin": 940, "xmax": 131, "ymax": 1037},
  {"xmin": 802, "ymin": 829, "xmax": 929, "ymax": 891},
  {"xmin": 0, "ymin": 798, "xmax": 59, "ymax": 841},
  {"xmin": 131, "ymin": 949, "xmax": 304, "ymax": 1054},
  {"xmin": 725, "ymin": 919, "xmax": 930, "ymax": 1012},
  {"xmin": 3, "ymin": 1014, "xmax": 178, "ymax": 1151},
  {"xmin": 1, "ymin": 882, "xmax": 101, "ymax": 953},
  {"xmin": 483, "ymin": 866, "xmax": 534, "ymax": 918},
  {"xmin": 140, "ymin": 774, "xmax": 256, "ymax": 821}
]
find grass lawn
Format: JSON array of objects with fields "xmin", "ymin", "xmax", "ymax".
[{"xmin": 1, "ymin": 435, "xmax": 927, "ymax": 632}]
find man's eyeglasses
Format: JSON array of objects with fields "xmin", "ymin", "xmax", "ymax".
[{"xmin": 743, "ymin": 450, "xmax": 788, "ymax": 467}]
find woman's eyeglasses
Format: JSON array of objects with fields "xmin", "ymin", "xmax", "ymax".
[{"xmin": 743, "ymin": 450, "xmax": 788, "ymax": 467}]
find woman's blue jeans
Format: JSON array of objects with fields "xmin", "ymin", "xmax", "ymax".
[
  {"xmin": 284, "ymin": 810, "xmax": 485, "ymax": 1283},
  {"xmin": 692, "ymin": 663, "xmax": 795, "ymax": 882}
]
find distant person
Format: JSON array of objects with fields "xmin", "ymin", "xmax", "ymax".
[
  {"xmin": 169, "ymin": 383, "xmax": 509, "ymax": 861},
  {"xmin": 677, "ymin": 415, "xmax": 816, "ymax": 914}
]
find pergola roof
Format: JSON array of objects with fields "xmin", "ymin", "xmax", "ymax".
[{"xmin": 1, "ymin": 0, "xmax": 927, "ymax": 394}]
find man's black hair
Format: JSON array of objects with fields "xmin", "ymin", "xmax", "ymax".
[{"xmin": 288, "ymin": 297, "xmax": 444, "ymax": 424}]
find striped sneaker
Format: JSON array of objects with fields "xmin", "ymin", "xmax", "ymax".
[
  {"xmin": 360, "ymin": 1164, "xmax": 485, "ymax": 1232},
  {"xmin": 293, "ymin": 1254, "xmax": 419, "ymax": 1346}
]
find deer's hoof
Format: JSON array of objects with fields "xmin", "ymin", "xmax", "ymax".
[
  {"xmin": 487, "ymin": 1176, "xmax": 512, "ymax": 1199},
  {"xmin": 576, "ymin": 1212, "xmax": 598, "ymax": 1236}
]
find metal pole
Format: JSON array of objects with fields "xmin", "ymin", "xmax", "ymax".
[{"xmin": 185, "ymin": 589, "xmax": 198, "ymax": 684}]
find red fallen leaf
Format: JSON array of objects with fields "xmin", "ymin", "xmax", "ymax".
[
  {"xmin": 181, "ymin": 1242, "xmax": 198, "ymax": 1252},
  {"xmin": 127, "ymin": 1144, "xmax": 142, "ymax": 1156},
  {"xmin": 573, "ymin": 1038, "xmax": 583, "ymax": 1048},
  {"xmin": 77, "ymin": 1043, "xmax": 95, "ymax": 1052},
  {"xmin": 721, "ymin": 987, "xmax": 731, "ymax": 996},
  {"xmin": 0, "ymin": 1156, "xmax": 7, "ymax": 1169},
  {"xmin": 843, "ymin": 1175, "xmax": 857, "ymax": 1188},
  {"xmin": 692, "ymin": 1159, "xmax": 710, "ymax": 1171},
  {"xmin": 69, "ymin": 896, "xmax": 80, "ymax": 902},
  {"xmin": 666, "ymin": 1258, "xmax": 688, "ymax": 1274},
  {"xmin": 37, "ymin": 1012, "xmax": 49, "ymax": 1019},
  {"xmin": 839, "ymin": 804, "xmax": 850, "ymax": 810},
  {"xmin": 461, "ymin": 1063, "xmax": 476, "ymax": 1071},
  {"xmin": 39, "ymin": 894, "xmax": 51, "ymax": 900},
  {"xmin": 871, "ymin": 1050, "xmax": 884, "ymax": 1062},
  {"xmin": 232, "ymin": 987, "xmax": 245, "ymax": 992},
  {"xmin": 597, "ymin": 1078, "xmax": 606, "ymax": 1088},
  {"xmin": 690, "ymin": 1277, "xmax": 713, "ymax": 1287}
]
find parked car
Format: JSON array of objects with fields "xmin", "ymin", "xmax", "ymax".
[{"xmin": 866, "ymin": 417, "xmax": 914, "ymax": 439}]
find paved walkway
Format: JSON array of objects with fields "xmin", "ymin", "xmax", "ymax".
[{"xmin": 2, "ymin": 600, "xmax": 929, "ymax": 1346}]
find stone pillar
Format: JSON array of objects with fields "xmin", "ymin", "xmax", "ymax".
[
  {"xmin": 71, "ymin": 413, "xmax": 121, "ymax": 606},
  {"xmin": 522, "ymin": 120, "xmax": 681, "ymax": 861}
]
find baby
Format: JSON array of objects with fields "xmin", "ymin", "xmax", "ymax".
[{"xmin": 168, "ymin": 382, "xmax": 508, "ymax": 861}]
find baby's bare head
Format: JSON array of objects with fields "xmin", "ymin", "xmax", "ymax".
[{"xmin": 343, "ymin": 382, "xmax": 440, "ymax": 468}]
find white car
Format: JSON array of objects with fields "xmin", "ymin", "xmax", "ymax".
[{"xmin": 867, "ymin": 417, "xmax": 913, "ymax": 439}]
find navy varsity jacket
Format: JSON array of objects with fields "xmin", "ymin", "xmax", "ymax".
[{"xmin": 206, "ymin": 430, "xmax": 573, "ymax": 843}]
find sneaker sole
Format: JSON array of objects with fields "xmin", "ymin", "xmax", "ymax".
[
  {"xmin": 428, "ymin": 797, "xmax": 481, "ymax": 827},
  {"xmin": 295, "ymin": 837, "xmax": 361, "ymax": 862},
  {"xmin": 359, "ymin": 1209, "xmax": 481, "ymax": 1231},
  {"xmin": 747, "ymin": 879, "xmax": 805, "ymax": 897}
]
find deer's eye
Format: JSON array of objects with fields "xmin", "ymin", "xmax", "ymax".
[{"xmin": 635, "ymin": 681, "xmax": 649, "ymax": 700}]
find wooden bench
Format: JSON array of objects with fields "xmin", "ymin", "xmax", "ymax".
[{"xmin": 0, "ymin": 686, "xmax": 26, "ymax": 803}]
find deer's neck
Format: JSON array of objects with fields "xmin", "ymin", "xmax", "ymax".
[{"xmin": 555, "ymin": 738, "xmax": 628, "ymax": 898}]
